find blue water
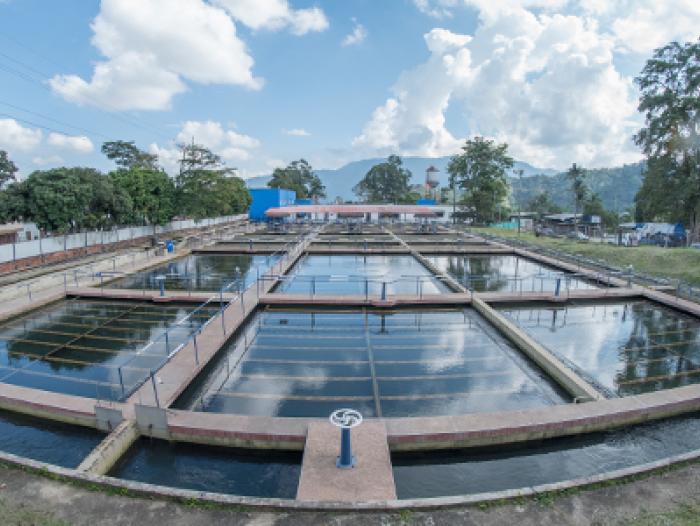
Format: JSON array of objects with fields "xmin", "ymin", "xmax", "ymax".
[
  {"xmin": 428, "ymin": 254, "xmax": 598, "ymax": 293},
  {"xmin": 176, "ymin": 307, "xmax": 568, "ymax": 417},
  {"xmin": 276, "ymin": 255, "xmax": 450, "ymax": 295},
  {"xmin": 394, "ymin": 413, "xmax": 700, "ymax": 498},
  {"xmin": 107, "ymin": 254, "xmax": 280, "ymax": 293},
  {"xmin": 500, "ymin": 299, "xmax": 700, "ymax": 397},
  {"xmin": 111, "ymin": 439, "xmax": 301, "ymax": 498},
  {"xmin": 0, "ymin": 409, "xmax": 104, "ymax": 467}
]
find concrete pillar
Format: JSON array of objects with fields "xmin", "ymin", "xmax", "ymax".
[{"xmin": 76, "ymin": 420, "xmax": 139, "ymax": 475}]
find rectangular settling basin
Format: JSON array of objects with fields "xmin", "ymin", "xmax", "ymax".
[
  {"xmin": 0, "ymin": 408, "xmax": 104, "ymax": 467},
  {"xmin": 110, "ymin": 439, "xmax": 301, "ymax": 498},
  {"xmin": 500, "ymin": 299, "xmax": 700, "ymax": 396},
  {"xmin": 275, "ymin": 254, "xmax": 450, "ymax": 296},
  {"xmin": 427, "ymin": 254, "xmax": 599, "ymax": 293},
  {"xmin": 107, "ymin": 253, "xmax": 280, "ymax": 293},
  {"xmin": 174, "ymin": 307, "xmax": 568, "ymax": 417},
  {"xmin": 0, "ymin": 299, "xmax": 219, "ymax": 401}
]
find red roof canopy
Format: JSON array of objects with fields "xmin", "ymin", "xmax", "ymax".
[{"xmin": 265, "ymin": 204, "xmax": 437, "ymax": 217}]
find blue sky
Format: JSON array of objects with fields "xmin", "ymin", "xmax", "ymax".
[{"xmin": 0, "ymin": 0, "xmax": 699, "ymax": 178}]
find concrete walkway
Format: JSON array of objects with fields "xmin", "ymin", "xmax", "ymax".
[{"xmin": 297, "ymin": 421, "xmax": 396, "ymax": 502}]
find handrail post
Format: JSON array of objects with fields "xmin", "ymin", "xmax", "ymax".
[
  {"xmin": 118, "ymin": 367, "xmax": 125, "ymax": 398},
  {"xmin": 150, "ymin": 370, "xmax": 160, "ymax": 408}
]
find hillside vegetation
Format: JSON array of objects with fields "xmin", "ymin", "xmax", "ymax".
[{"xmin": 510, "ymin": 162, "xmax": 644, "ymax": 212}]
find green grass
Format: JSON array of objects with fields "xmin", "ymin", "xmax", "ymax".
[{"xmin": 472, "ymin": 227, "xmax": 700, "ymax": 287}]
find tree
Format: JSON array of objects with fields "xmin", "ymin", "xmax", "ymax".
[
  {"xmin": 353, "ymin": 155, "xmax": 413, "ymax": 203},
  {"xmin": 0, "ymin": 182, "xmax": 28, "ymax": 224},
  {"xmin": 267, "ymin": 159, "xmax": 325, "ymax": 199},
  {"xmin": 527, "ymin": 192, "xmax": 562, "ymax": 219},
  {"xmin": 447, "ymin": 137, "xmax": 514, "ymax": 224},
  {"xmin": 18, "ymin": 168, "xmax": 132, "ymax": 232},
  {"xmin": 633, "ymin": 39, "xmax": 700, "ymax": 240},
  {"xmin": 111, "ymin": 168, "xmax": 175, "ymax": 227},
  {"xmin": 567, "ymin": 163, "xmax": 588, "ymax": 230},
  {"xmin": 583, "ymin": 193, "xmax": 619, "ymax": 231},
  {"xmin": 101, "ymin": 141, "xmax": 159, "ymax": 170},
  {"xmin": 0, "ymin": 150, "xmax": 18, "ymax": 188},
  {"xmin": 176, "ymin": 143, "xmax": 251, "ymax": 219}
]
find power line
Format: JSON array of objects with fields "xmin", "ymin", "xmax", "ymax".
[
  {"xmin": 0, "ymin": 36, "xmax": 174, "ymax": 142},
  {"xmin": 0, "ymin": 100, "xmax": 111, "ymax": 140},
  {"xmin": 0, "ymin": 112, "xmax": 86, "ymax": 138}
]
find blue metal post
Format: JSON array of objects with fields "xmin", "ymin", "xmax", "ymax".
[
  {"xmin": 381, "ymin": 281, "xmax": 387, "ymax": 300},
  {"xmin": 118, "ymin": 367, "xmax": 125, "ymax": 397},
  {"xmin": 555, "ymin": 278, "xmax": 561, "ymax": 297},
  {"xmin": 337, "ymin": 427, "xmax": 355, "ymax": 469}
]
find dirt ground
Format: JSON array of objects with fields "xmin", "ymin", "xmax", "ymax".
[{"xmin": 1, "ymin": 461, "xmax": 700, "ymax": 526}]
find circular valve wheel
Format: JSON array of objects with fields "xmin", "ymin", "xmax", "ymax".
[{"xmin": 329, "ymin": 408, "xmax": 363, "ymax": 429}]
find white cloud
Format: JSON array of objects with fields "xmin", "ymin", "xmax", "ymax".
[
  {"xmin": 212, "ymin": 0, "xmax": 328, "ymax": 35},
  {"xmin": 150, "ymin": 120, "xmax": 261, "ymax": 174},
  {"xmin": 47, "ymin": 133, "xmax": 94, "ymax": 153},
  {"xmin": 32, "ymin": 155, "xmax": 65, "ymax": 166},
  {"xmin": 353, "ymin": 28, "xmax": 469, "ymax": 158},
  {"xmin": 413, "ymin": 0, "xmax": 458, "ymax": 18},
  {"xmin": 265, "ymin": 158, "xmax": 287, "ymax": 170},
  {"xmin": 416, "ymin": 0, "xmax": 700, "ymax": 54},
  {"xmin": 0, "ymin": 119, "xmax": 42, "ymax": 152},
  {"xmin": 354, "ymin": 7, "xmax": 654, "ymax": 169},
  {"xmin": 603, "ymin": 1, "xmax": 700, "ymax": 54},
  {"xmin": 148, "ymin": 143, "xmax": 181, "ymax": 174},
  {"xmin": 284, "ymin": 128, "xmax": 311, "ymax": 136},
  {"xmin": 342, "ymin": 20, "xmax": 367, "ymax": 47},
  {"xmin": 50, "ymin": 0, "xmax": 262, "ymax": 111}
]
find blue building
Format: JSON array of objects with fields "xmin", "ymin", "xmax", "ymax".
[{"xmin": 248, "ymin": 188, "xmax": 297, "ymax": 221}]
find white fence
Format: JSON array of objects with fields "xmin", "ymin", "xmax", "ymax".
[{"xmin": 0, "ymin": 214, "xmax": 247, "ymax": 265}]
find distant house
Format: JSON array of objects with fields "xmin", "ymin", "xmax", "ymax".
[
  {"xmin": 619, "ymin": 222, "xmax": 686, "ymax": 247},
  {"xmin": 541, "ymin": 213, "xmax": 601, "ymax": 237},
  {"xmin": 508, "ymin": 212, "xmax": 538, "ymax": 232},
  {"xmin": 0, "ymin": 223, "xmax": 40, "ymax": 245}
]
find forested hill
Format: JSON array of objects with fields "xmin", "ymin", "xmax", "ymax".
[
  {"xmin": 246, "ymin": 157, "xmax": 556, "ymax": 201},
  {"xmin": 247, "ymin": 157, "xmax": 645, "ymax": 211},
  {"xmin": 511, "ymin": 162, "xmax": 644, "ymax": 212}
]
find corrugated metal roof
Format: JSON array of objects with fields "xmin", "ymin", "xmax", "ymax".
[{"xmin": 265, "ymin": 205, "xmax": 437, "ymax": 217}]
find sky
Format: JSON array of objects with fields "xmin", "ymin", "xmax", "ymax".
[{"xmin": 0, "ymin": 0, "xmax": 699, "ymax": 179}]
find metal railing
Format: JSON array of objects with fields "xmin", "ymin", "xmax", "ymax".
[
  {"xmin": 112, "ymin": 227, "xmax": 318, "ymax": 406},
  {"xmin": 261, "ymin": 273, "xmax": 458, "ymax": 300},
  {"xmin": 475, "ymin": 231, "xmax": 700, "ymax": 303},
  {"xmin": 8, "ymin": 247, "xmax": 161, "ymax": 303}
]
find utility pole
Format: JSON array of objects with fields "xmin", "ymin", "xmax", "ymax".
[
  {"xmin": 514, "ymin": 168, "xmax": 524, "ymax": 235},
  {"xmin": 451, "ymin": 172, "xmax": 456, "ymax": 225}
]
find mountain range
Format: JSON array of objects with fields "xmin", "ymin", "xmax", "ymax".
[{"xmin": 245, "ymin": 156, "xmax": 644, "ymax": 211}]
